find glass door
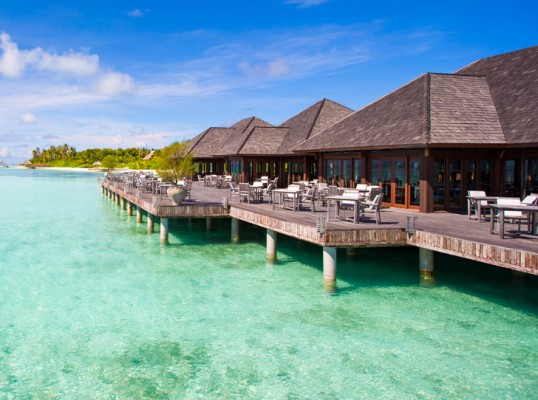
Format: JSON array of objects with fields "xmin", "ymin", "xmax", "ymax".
[{"xmin": 394, "ymin": 159, "xmax": 406, "ymax": 205}]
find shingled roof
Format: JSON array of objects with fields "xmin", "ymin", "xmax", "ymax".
[
  {"xmin": 295, "ymin": 73, "xmax": 505, "ymax": 152},
  {"xmin": 223, "ymin": 98, "xmax": 353, "ymax": 157},
  {"xmin": 456, "ymin": 45, "xmax": 538, "ymax": 145},
  {"xmin": 188, "ymin": 116, "xmax": 272, "ymax": 158},
  {"xmin": 213, "ymin": 117, "xmax": 273, "ymax": 157}
]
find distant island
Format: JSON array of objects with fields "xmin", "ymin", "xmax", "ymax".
[{"xmin": 29, "ymin": 144, "xmax": 158, "ymax": 170}]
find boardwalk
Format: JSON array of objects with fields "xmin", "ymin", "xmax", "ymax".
[{"xmin": 101, "ymin": 179, "xmax": 538, "ymax": 276}]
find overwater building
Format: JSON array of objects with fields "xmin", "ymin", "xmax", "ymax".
[{"xmin": 190, "ymin": 46, "xmax": 538, "ymax": 212}]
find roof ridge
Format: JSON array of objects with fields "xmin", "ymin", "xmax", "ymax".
[
  {"xmin": 305, "ymin": 99, "xmax": 325, "ymax": 140},
  {"xmin": 425, "ymin": 73, "xmax": 432, "ymax": 145}
]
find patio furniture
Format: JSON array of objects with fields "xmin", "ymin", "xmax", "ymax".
[
  {"xmin": 272, "ymin": 186, "xmax": 302, "ymax": 211},
  {"xmin": 490, "ymin": 201, "xmax": 538, "ymax": 239},
  {"xmin": 239, "ymin": 183, "xmax": 256, "ymax": 203},
  {"xmin": 261, "ymin": 182, "xmax": 275, "ymax": 203},
  {"xmin": 326, "ymin": 191, "xmax": 363, "ymax": 224},
  {"xmin": 299, "ymin": 186, "xmax": 317, "ymax": 212},
  {"xmin": 361, "ymin": 193, "xmax": 384, "ymax": 224},
  {"xmin": 467, "ymin": 190, "xmax": 497, "ymax": 221},
  {"xmin": 229, "ymin": 182, "xmax": 240, "ymax": 202}
]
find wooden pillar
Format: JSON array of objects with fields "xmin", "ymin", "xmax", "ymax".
[
  {"xmin": 116, "ymin": 194, "xmax": 121, "ymax": 206},
  {"xmin": 160, "ymin": 217, "xmax": 169, "ymax": 244},
  {"xmin": 346, "ymin": 247, "xmax": 356, "ymax": 257},
  {"xmin": 120, "ymin": 197, "xmax": 125, "ymax": 209},
  {"xmin": 266, "ymin": 229, "xmax": 277, "ymax": 263},
  {"xmin": 231, "ymin": 217, "xmax": 239, "ymax": 243},
  {"xmin": 127, "ymin": 202, "xmax": 133, "ymax": 216},
  {"xmin": 419, "ymin": 248, "xmax": 436, "ymax": 285},
  {"xmin": 136, "ymin": 207, "xmax": 143, "ymax": 223},
  {"xmin": 323, "ymin": 246, "xmax": 337, "ymax": 281},
  {"xmin": 206, "ymin": 217, "xmax": 213, "ymax": 231},
  {"xmin": 147, "ymin": 213, "xmax": 154, "ymax": 234}
]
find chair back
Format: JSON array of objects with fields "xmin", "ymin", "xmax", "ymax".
[
  {"xmin": 287, "ymin": 184, "xmax": 302, "ymax": 192},
  {"xmin": 343, "ymin": 189, "xmax": 360, "ymax": 198},
  {"xmin": 328, "ymin": 185, "xmax": 339, "ymax": 196},
  {"xmin": 497, "ymin": 197, "xmax": 521, "ymax": 206},
  {"xmin": 317, "ymin": 182, "xmax": 328, "ymax": 191},
  {"xmin": 239, "ymin": 183, "xmax": 250, "ymax": 192},
  {"xmin": 229, "ymin": 182, "xmax": 238, "ymax": 191},
  {"xmin": 356, "ymin": 184, "xmax": 368, "ymax": 191},
  {"xmin": 367, "ymin": 187, "xmax": 381, "ymax": 201},
  {"xmin": 468, "ymin": 190, "xmax": 487, "ymax": 197},
  {"xmin": 522, "ymin": 194, "xmax": 538, "ymax": 205}
]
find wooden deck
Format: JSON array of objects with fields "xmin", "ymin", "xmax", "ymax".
[{"xmin": 101, "ymin": 180, "xmax": 538, "ymax": 275}]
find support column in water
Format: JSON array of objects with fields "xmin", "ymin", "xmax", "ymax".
[
  {"xmin": 323, "ymin": 246, "xmax": 337, "ymax": 281},
  {"xmin": 160, "ymin": 217, "xmax": 169, "ymax": 244},
  {"xmin": 127, "ymin": 202, "xmax": 133, "ymax": 216},
  {"xmin": 266, "ymin": 229, "xmax": 277, "ymax": 263},
  {"xmin": 116, "ymin": 194, "xmax": 121, "ymax": 206},
  {"xmin": 419, "ymin": 248, "xmax": 436, "ymax": 285},
  {"xmin": 231, "ymin": 217, "xmax": 239, "ymax": 243},
  {"xmin": 136, "ymin": 207, "xmax": 143, "ymax": 223},
  {"xmin": 120, "ymin": 197, "xmax": 126, "ymax": 210},
  {"xmin": 206, "ymin": 217, "xmax": 213, "ymax": 231},
  {"xmin": 147, "ymin": 213, "xmax": 154, "ymax": 234}
]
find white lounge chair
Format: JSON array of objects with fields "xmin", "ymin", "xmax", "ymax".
[
  {"xmin": 495, "ymin": 197, "xmax": 529, "ymax": 232},
  {"xmin": 299, "ymin": 186, "xmax": 317, "ymax": 212}
]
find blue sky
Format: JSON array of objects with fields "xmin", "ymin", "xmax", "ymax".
[{"xmin": 0, "ymin": 0, "xmax": 537, "ymax": 163}]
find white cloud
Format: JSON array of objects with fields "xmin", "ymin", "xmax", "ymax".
[
  {"xmin": 21, "ymin": 112, "xmax": 38, "ymax": 124},
  {"xmin": 0, "ymin": 32, "xmax": 99, "ymax": 78},
  {"xmin": 0, "ymin": 147, "xmax": 8, "ymax": 157},
  {"xmin": 285, "ymin": 0, "xmax": 328, "ymax": 8},
  {"xmin": 93, "ymin": 72, "xmax": 135, "ymax": 96},
  {"xmin": 127, "ymin": 9, "xmax": 150, "ymax": 17}
]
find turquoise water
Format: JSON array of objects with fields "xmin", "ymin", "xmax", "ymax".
[{"xmin": 0, "ymin": 169, "xmax": 537, "ymax": 399}]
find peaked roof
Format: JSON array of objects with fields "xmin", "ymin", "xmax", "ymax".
[
  {"xmin": 188, "ymin": 116, "xmax": 272, "ymax": 158},
  {"xmin": 456, "ymin": 45, "xmax": 538, "ymax": 145},
  {"xmin": 224, "ymin": 98, "xmax": 353, "ymax": 157},
  {"xmin": 296, "ymin": 46, "xmax": 538, "ymax": 152},
  {"xmin": 277, "ymin": 98, "xmax": 353, "ymax": 154},
  {"xmin": 213, "ymin": 117, "xmax": 273, "ymax": 156},
  {"xmin": 295, "ymin": 73, "xmax": 506, "ymax": 152}
]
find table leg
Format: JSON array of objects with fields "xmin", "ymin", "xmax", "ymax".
[{"xmin": 499, "ymin": 210, "xmax": 505, "ymax": 239}]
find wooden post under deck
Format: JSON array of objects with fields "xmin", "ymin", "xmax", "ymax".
[
  {"xmin": 160, "ymin": 217, "xmax": 169, "ymax": 244},
  {"xmin": 147, "ymin": 213, "xmax": 154, "ymax": 234},
  {"xmin": 136, "ymin": 207, "xmax": 143, "ymax": 223},
  {"xmin": 419, "ymin": 248, "xmax": 435, "ymax": 285},
  {"xmin": 266, "ymin": 229, "xmax": 277, "ymax": 263},
  {"xmin": 323, "ymin": 246, "xmax": 337, "ymax": 281},
  {"xmin": 231, "ymin": 217, "xmax": 239, "ymax": 243}
]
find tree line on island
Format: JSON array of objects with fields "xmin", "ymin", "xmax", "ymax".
[{"xmin": 30, "ymin": 141, "xmax": 194, "ymax": 181}]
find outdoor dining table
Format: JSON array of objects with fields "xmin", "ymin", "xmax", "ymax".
[
  {"xmin": 489, "ymin": 203, "xmax": 538, "ymax": 239},
  {"xmin": 466, "ymin": 195, "xmax": 499, "ymax": 222},
  {"xmin": 272, "ymin": 188, "xmax": 302, "ymax": 211},
  {"xmin": 326, "ymin": 195, "xmax": 363, "ymax": 224}
]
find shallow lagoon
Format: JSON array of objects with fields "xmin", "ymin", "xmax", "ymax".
[{"xmin": 1, "ymin": 169, "xmax": 537, "ymax": 399}]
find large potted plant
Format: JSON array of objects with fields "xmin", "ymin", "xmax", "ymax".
[{"xmin": 156, "ymin": 141, "xmax": 195, "ymax": 205}]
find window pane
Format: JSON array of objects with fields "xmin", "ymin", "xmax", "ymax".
[
  {"xmin": 466, "ymin": 160, "xmax": 477, "ymax": 191},
  {"xmin": 353, "ymin": 159, "xmax": 362, "ymax": 184},
  {"xmin": 371, "ymin": 160, "xmax": 380, "ymax": 185},
  {"xmin": 410, "ymin": 159, "xmax": 420, "ymax": 206},
  {"xmin": 480, "ymin": 160, "xmax": 492, "ymax": 194},
  {"xmin": 382, "ymin": 160, "xmax": 391, "ymax": 201},
  {"xmin": 433, "ymin": 159, "xmax": 445, "ymax": 206},
  {"xmin": 334, "ymin": 160, "xmax": 341, "ymax": 186},
  {"xmin": 448, "ymin": 159, "xmax": 462, "ymax": 207},
  {"xmin": 326, "ymin": 160, "xmax": 333, "ymax": 184},
  {"xmin": 394, "ymin": 159, "xmax": 406, "ymax": 205},
  {"xmin": 343, "ymin": 159, "xmax": 351, "ymax": 187}
]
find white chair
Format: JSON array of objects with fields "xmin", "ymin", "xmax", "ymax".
[
  {"xmin": 361, "ymin": 193, "xmax": 384, "ymax": 224},
  {"xmin": 262, "ymin": 182, "xmax": 275, "ymax": 203},
  {"xmin": 356, "ymin": 183, "xmax": 368, "ymax": 191},
  {"xmin": 522, "ymin": 193, "xmax": 538, "ymax": 205},
  {"xmin": 238, "ymin": 183, "xmax": 255, "ymax": 203},
  {"xmin": 496, "ymin": 197, "xmax": 528, "ymax": 232},
  {"xmin": 468, "ymin": 190, "xmax": 489, "ymax": 220},
  {"xmin": 339, "ymin": 189, "xmax": 361, "ymax": 221},
  {"xmin": 299, "ymin": 186, "xmax": 317, "ymax": 212},
  {"xmin": 229, "ymin": 182, "xmax": 240, "ymax": 202}
]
